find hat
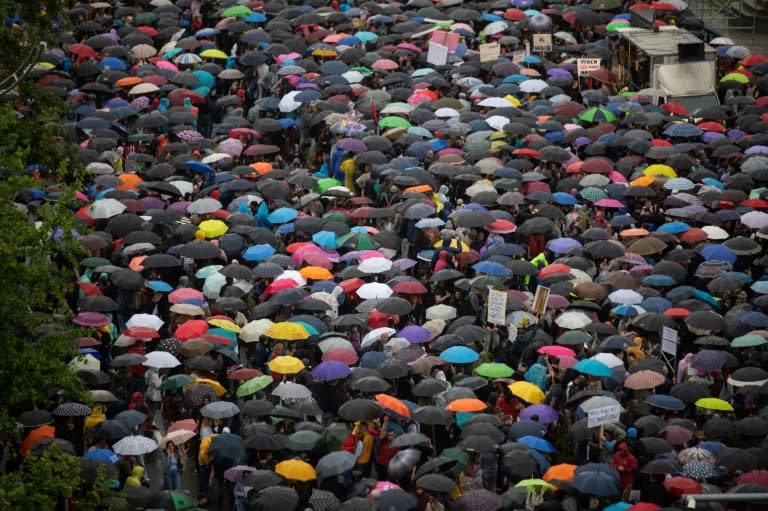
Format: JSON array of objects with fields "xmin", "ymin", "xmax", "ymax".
[{"xmin": 627, "ymin": 427, "xmax": 637, "ymax": 439}]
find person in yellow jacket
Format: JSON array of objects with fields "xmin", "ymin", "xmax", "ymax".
[
  {"xmin": 356, "ymin": 419, "xmax": 379, "ymax": 478},
  {"xmin": 198, "ymin": 431, "xmax": 218, "ymax": 505},
  {"xmin": 84, "ymin": 404, "xmax": 106, "ymax": 436},
  {"xmin": 524, "ymin": 252, "xmax": 549, "ymax": 287}
]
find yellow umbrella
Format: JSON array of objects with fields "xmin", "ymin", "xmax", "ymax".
[
  {"xmin": 275, "ymin": 459, "xmax": 316, "ymax": 481},
  {"xmin": 643, "ymin": 164, "xmax": 677, "ymax": 178},
  {"xmin": 268, "ymin": 355, "xmax": 305, "ymax": 375},
  {"xmin": 694, "ymin": 397, "xmax": 734, "ymax": 412},
  {"xmin": 432, "ymin": 238, "xmax": 470, "ymax": 252},
  {"xmin": 200, "ymin": 48, "xmax": 229, "ymax": 59},
  {"xmin": 299, "ymin": 266, "xmax": 334, "ymax": 281},
  {"xmin": 190, "ymin": 378, "xmax": 227, "ymax": 396},
  {"xmin": 198, "ymin": 219, "xmax": 229, "ymax": 238},
  {"xmin": 208, "ymin": 318, "xmax": 242, "ymax": 334},
  {"xmin": 508, "ymin": 381, "xmax": 546, "ymax": 404},
  {"xmin": 503, "ymin": 94, "xmax": 522, "ymax": 107},
  {"xmin": 266, "ymin": 322, "xmax": 311, "ymax": 341},
  {"xmin": 311, "ymin": 48, "xmax": 338, "ymax": 57}
]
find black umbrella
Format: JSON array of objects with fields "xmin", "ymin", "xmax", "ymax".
[
  {"xmin": 413, "ymin": 379, "xmax": 451, "ymax": 398},
  {"xmin": 180, "ymin": 240, "xmax": 222, "ymax": 259},
  {"xmin": 110, "ymin": 268, "xmax": 145, "ymax": 291},
  {"xmin": 416, "ymin": 473, "xmax": 457, "ymax": 493},
  {"xmin": 338, "ymin": 399, "xmax": 383, "ymax": 421},
  {"xmin": 670, "ymin": 381, "xmax": 711, "ymax": 403},
  {"xmin": 316, "ymin": 450, "xmax": 357, "ymax": 479},
  {"xmin": 378, "ymin": 359, "xmax": 410, "ymax": 379},
  {"xmin": 413, "ymin": 405, "xmax": 454, "ymax": 426},
  {"xmin": 244, "ymin": 433, "xmax": 285, "ymax": 451},
  {"xmin": 250, "ymin": 486, "xmax": 299, "ymax": 510},
  {"xmin": 416, "ymin": 456, "xmax": 459, "ymax": 478},
  {"xmin": 18, "ymin": 409, "xmax": 53, "ymax": 428}
]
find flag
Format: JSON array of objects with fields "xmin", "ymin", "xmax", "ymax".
[{"xmin": 370, "ymin": 96, "xmax": 379, "ymax": 133}]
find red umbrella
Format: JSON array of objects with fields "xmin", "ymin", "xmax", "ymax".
[
  {"xmin": 662, "ymin": 102, "xmax": 688, "ymax": 116},
  {"xmin": 168, "ymin": 88, "xmax": 206, "ymax": 106},
  {"xmin": 679, "ymin": 228, "xmax": 708, "ymax": 244},
  {"xmin": 123, "ymin": 327, "xmax": 160, "ymax": 339},
  {"xmin": 697, "ymin": 121, "xmax": 726, "ymax": 133},
  {"xmin": 174, "ymin": 320, "xmax": 209, "ymax": 341},
  {"xmin": 651, "ymin": 2, "xmax": 678, "ymax": 9},
  {"xmin": 663, "ymin": 477, "xmax": 701, "ymax": 496},
  {"xmin": 323, "ymin": 348, "xmax": 359, "ymax": 366},
  {"xmin": 169, "ymin": 287, "xmax": 204, "ymax": 304},
  {"xmin": 512, "ymin": 148, "xmax": 540, "ymax": 159},
  {"xmin": 392, "ymin": 280, "xmax": 428, "ymax": 294},
  {"xmin": 588, "ymin": 67, "xmax": 618, "ymax": 84},
  {"xmin": 77, "ymin": 281, "xmax": 104, "ymax": 296},
  {"xmin": 539, "ymin": 263, "xmax": 571, "ymax": 279},
  {"xmin": 486, "ymin": 219, "xmax": 517, "ymax": 234},
  {"xmin": 227, "ymin": 368, "xmax": 263, "ymax": 381},
  {"xmin": 627, "ymin": 503, "xmax": 660, "ymax": 511},
  {"xmin": 69, "ymin": 43, "xmax": 99, "ymax": 58},
  {"xmin": 339, "ymin": 278, "xmax": 365, "ymax": 293},
  {"xmin": 664, "ymin": 308, "xmax": 690, "ymax": 319},
  {"xmin": 555, "ymin": 101, "xmax": 586, "ymax": 118},
  {"xmin": 167, "ymin": 418, "xmax": 197, "ymax": 434},
  {"xmin": 737, "ymin": 470, "xmax": 768, "ymax": 486},
  {"xmin": 375, "ymin": 394, "xmax": 410, "ymax": 417},
  {"xmin": 581, "ymin": 157, "xmax": 614, "ymax": 174},
  {"xmin": 743, "ymin": 54, "xmax": 768, "ymax": 66}
]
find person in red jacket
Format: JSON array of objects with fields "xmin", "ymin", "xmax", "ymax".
[
  {"xmin": 374, "ymin": 423, "xmax": 400, "ymax": 479},
  {"xmin": 612, "ymin": 442, "xmax": 638, "ymax": 500}
]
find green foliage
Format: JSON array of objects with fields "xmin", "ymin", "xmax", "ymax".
[
  {"xmin": 0, "ymin": 0, "xmax": 63, "ymax": 72},
  {"xmin": 0, "ymin": 446, "xmax": 125, "ymax": 511}
]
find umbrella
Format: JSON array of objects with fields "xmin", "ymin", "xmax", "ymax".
[
  {"xmin": 112, "ymin": 435, "xmax": 157, "ymax": 455},
  {"xmin": 416, "ymin": 473, "xmax": 457, "ymax": 493},
  {"xmin": 316, "ymin": 450, "xmax": 356, "ymax": 479},
  {"xmin": 455, "ymin": 490, "xmax": 502, "ymax": 511},
  {"xmin": 275, "ymin": 459, "xmax": 317, "ymax": 481},
  {"xmin": 339, "ymin": 399, "xmax": 382, "ymax": 421},
  {"xmin": 200, "ymin": 401, "xmax": 240, "ymax": 419},
  {"xmin": 572, "ymin": 470, "xmax": 621, "ymax": 496}
]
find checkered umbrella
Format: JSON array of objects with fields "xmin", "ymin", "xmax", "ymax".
[
  {"xmin": 682, "ymin": 461, "xmax": 718, "ymax": 481},
  {"xmin": 309, "ymin": 489, "xmax": 340, "ymax": 511},
  {"xmin": 624, "ymin": 369, "xmax": 665, "ymax": 390},
  {"xmin": 678, "ymin": 447, "xmax": 715, "ymax": 465},
  {"xmin": 53, "ymin": 402, "xmax": 92, "ymax": 417},
  {"xmin": 185, "ymin": 383, "xmax": 217, "ymax": 408},
  {"xmin": 455, "ymin": 490, "xmax": 502, "ymax": 511}
]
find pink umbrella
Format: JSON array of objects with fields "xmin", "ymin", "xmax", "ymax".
[
  {"xmin": 594, "ymin": 198, "xmax": 625, "ymax": 208},
  {"xmin": 276, "ymin": 52, "xmax": 301, "ymax": 65},
  {"xmin": 217, "ymin": 138, "xmax": 243, "ymax": 157},
  {"xmin": 371, "ymin": 59, "xmax": 398, "ymax": 71},
  {"xmin": 538, "ymin": 345, "xmax": 576, "ymax": 358},
  {"xmin": 155, "ymin": 60, "xmax": 179, "ymax": 72},
  {"xmin": 559, "ymin": 355, "xmax": 578, "ymax": 369},
  {"xmin": 303, "ymin": 251, "xmax": 333, "ymax": 269},
  {"xmin": 358, "ymin": 250, "xmax": 387, "ymax": 261},
  {"xmin": 608, "ymin": 171, "xmax": 628, "ymax": 183}
]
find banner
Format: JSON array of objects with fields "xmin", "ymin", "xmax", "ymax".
[
  {"xmin": 431, "ymin": 30, "xmax": 460, "ymax": 53},
  {"xmin": 588, "ymin": 404, "xmax": 622, "ymax": 428},
  {"xmin": 532, "ymin": 34, "xmax": 552, "ymax": 52},
  {"xmin": 479, "ymin": 42, "xmax": 501, "ymax": 63},
  {"xmin": 487, "ymin": 288, "xmax": 507, "ymax": 325},
  {"xmin": 531, "ymin": 285, "xmax": 550, "ymax": 316},
  {"xmin": 577, "ymin": 58, "xmax": 602, "ymax": 76},
  {"xmin": 661, "ymin": 326, "xmax": 678, "ymax": 356},
  {"xmin": 427, "ymin": 42, "xmax": 449, "ymax": 66}
]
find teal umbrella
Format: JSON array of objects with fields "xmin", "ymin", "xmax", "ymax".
[{"xmin": 285, "ymin": 430, "xmax": 323, "ymax": 452}]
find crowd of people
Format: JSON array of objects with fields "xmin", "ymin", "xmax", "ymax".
[{"xmin": 7, "ymin": 0, "xmax": 768, "ymax": 510}]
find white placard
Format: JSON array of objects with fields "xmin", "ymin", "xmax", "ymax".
[
  {"xmin": 587, "ymin": 404, "xmax": 622, "ymax": 428},
  {"xmin": 427, "ymin": 42, "xmax": 448, "ymax": 66},
  {"xmin": 661, "ymin": 326, "xmax": 679, "ymax": 356},
  {"xmin": 487, "ymin": 288, "xmax": 507, "ymax": 326},
  {"xmin": 512, "ymin": 50, "xmax": 526, "ymax": 64},
  {"xmin": 532, "ymin": 34, "xmax": 553, "ymax": 52},
  {"xmin": 531, "ymin": 285, "xmax": 550, "ymax": 316},
  {"xmin": 577, "ymin": 58, "xmax": 602, "ymax": 76},
  {"xmin": 479, "ymin": 42, "xmax": 501, "ymax": 63}
]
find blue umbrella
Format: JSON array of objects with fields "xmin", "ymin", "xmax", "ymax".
[
  {"xmin": 697, "ymin": 441, "xmax": 726, "ymax": 455},
  {"xmin": 603, "ymin": 502, "xmax": 632, "ymax": 511},
  {"xmin": 741, "ymin": 311, "xmax": 768, "ymax": 327},
  {"xmin": 663, "ymin": 123, "xmax": 703, "ymax": 137},
  {"xmin": 193, "ymin": 70, "xmax": 215, "ymax": 88},
  {"xmin": 657, "ymin": 221, "xmax": 690, "ymax": 234},
  {"xmin": 506, "ymin": 420, "xmax": 546, "ymax": 440},
  {"xmin": 640, "ymin": 296, "xmax": 673, "ymax": 312},
  {"xmin": 415, "ymin": 218, "xmax": 445, "ymax": 228},
  {"xmin": 642, "ymin": 275, "xmax": 677, "ymax": 287},
  {"xmin": 472, "ymin": 261, "xmax": 509, "ymax": 277},
  {"xmin": 667, "ymin": 285, "xmax": 696, "ymax": 302},
  {"xmin": 186, "ymin": 160, "xmax": 215, "ymax": 174},
  {"xmin": 267, "ymin": 207, "xmax": 299, "ymax": 224},
  {"xmin": 146, "ymin": 280, "xmax": 173, "ymax": 293},
  {"xmin": 751, "ymin": 281, "xmax": 768, "ymax": 294},
  {"xmin": 573, "ymin": 359, "xmax": 613, "ymax": 377},
  {"xmin": 98, "ymin": 57, "xmax": 127, "ymax": 70},
  {"xmin": 114, "ymin": 410, "xmax": 148, "ymax": 430},
  {"xmin": 611, "ymin": 305, "xmax": 643, "ymax": 317},
  {"xmin": 547, "ymin": 237, "xmax": 582, "ymax": 254},
  {"xmin": 311, "ymin": 361, "xmax": 351, "ymax": 381},
  {"xmin": 312, "ymin": 231, "xmax": 337, "ymax": 250},
  {"xmin": 360, "ymin": 351, "xmax": 387, "ymax": 368},
  {"xmin": 572, "ymin": 470, "xmax": 621, "ymax": 496},
  {"xmin": 645, "ymin": 394, "xmax": 686, "ymax": 411},
  {"xmin": 82, "ymin": 448, "xmax": 121, "ymax": 464},
  {"xmin": 553, "ymin": 192, "xmax": 578, "ymax": 205},
  {"xmin": 241, "ymin": 244, "xmax": 276, "ymax": 262},
  {"xmin": 245, "ymin": 12, "xmax": 267, "ymax": 22},
  {"xmin": 700, "ymin": 244, "xmax": 736, "ymax": 264},
  {"xmin": 518, "ymin": 435, "xmax": 556, "ymax": 453},
  {"xmin": 440, "ymin": 346, "xmax": 480, "ymax": 364}
]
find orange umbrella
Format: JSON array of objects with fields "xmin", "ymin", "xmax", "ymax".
[
  {"xmin": 116, "ymin": 173, "xmax": 144, "ymax": 191},
  {"xmin": 446, "ymin": 398, "xmax": 487, "ymax": 413},
  {"xmin": 404, "ymin": 184, "xmax": 433, "ymax": 194},
  {"xmin": 299, "ymin": 266, "xmax": 334, "ymax": 281},
  {"xmin": 249, "ymin": 162, "xmax": 273, "ymax": 175},
  {"xmin": 375, "ymin": 394, "xmax": 410, "ymax": 417},
  {"xmin": 129, "ymin": 255, "xmax": 147, "ymax": 272},
  {"xmin": 115, "ymin": 76, "xmax": 143, "ymax": 88},
  {"xmin": 543, "ymin": 463, "xmax": 578, "ymax": 482},
  {"xmin": 620, "ymin": 228, "xmax": 649, "ymax": 238},
  {"xmin": 630, "ymin": 175, "xmax": 656, "ymax": 187},
  {"xmin": 19, "ymin": 424, "xmax": 55, "ymax": 456}
]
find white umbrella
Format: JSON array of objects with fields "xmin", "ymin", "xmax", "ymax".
[
  {"xmin": 519, "ymin": 79, "xmax": 548, "ymax": 94},
  {"xmin": 608, "ymin": 289, "xmax": 643, "ymax": 305},
  {"xmin": 129, "ymin": 82, "xmax": 159, "ymax": 95},
  {"xmin": 578, "ymin": 396, "xmax": 623, "ymax": 413},
  {"xmin": 358, "ymin": 257, "xmax": 392, "ymax": 274},
  {"xmin": 740, "ymin": 211, "xmax": 768, "ymax": 229},
  {"xmin": 126, "ymin": 313, "xmax": 164, "ymax": 331},
  {"xmin": 272, "ymin": 382, "xmax": 312, "ymax": 400},
  {"xmin": 357, "ymin": 282, "xmax": 394, "ymax": 299},
  {"xmin": 710, "ymin": 36, "xmax": 734, "ymax": 45},
  {"xmin": 279, "ymin": 90, "xmax": 302, "ymax": 113},
  {"xmin": 553, "ymin": 31, "xmax": 577, "ymax": 44},
  {"xmin": 361, "ymin": 327, "xmax": 396, "ymax": 349},
  {"xmin": 203, "ymin": 272, "xmax": 227, "ymax": 299},
  {"xmin": 434, "ymin": 107, "xmax": 460, "ymax": 118},
  {"xmin": 485, "ymin": 115, "xmax": 511, "ymax": 131},
  {"xmin": 484, "ymin": 20, "xmax": 508, "ymax": 35},
  {"xmin": 87, "ymin": 198, "xmax": 126, "ymax": 219},
  {"xmin": 466, "ymin": 183, "xmax": 497, "ymax": 197},
  {"xmin": 202, "ymin": 152, "xmax": 234, "ymax": 164},
  {"xmin": 555, "ymin": 311, "xmax": 592, "ymax": 329},
  {"xmin": 142, "ymin": 351, "xmax": 181, "ymax": 369},
  {"xmin": 200, "ymin": 401, "xmax": 240, "ymax": 419},
  {"xmin": 318, "ymin": 337, "xmax": 356, "ymax": 354},
  {"xmin": 591, "ymin": 353, "xmax": 625, "ymax": 368},
  {"xmin": 112, "ymin": 435, "xmax": 158, "ymax": 455},
  {"xmin": 159, "ymin": 429, "xmax": 195, "ymax": 448},
  {"xmin": 276, "ymin": 270, "xmax": 307, "ymax": 287},
  {"xmin": 69, "ymin": 354, "xmax": 101, "ymax": 372},
  {"xmin": 425, "ymin": 304, "xmax": 457, "ymax": 321},
  {"xmin": 168, "ymin": 179, "xmax": 192, "ymax": 196},
  {"xmin": 240, "ymin": 319, "xmax": 275, "ymax": 343},
  {"xmin": 478, "ymin": 97, "xmax": 514, "ymax": 108},
  {"xmin": 188, "ymin": 197, "xmax": 223, "ymax": 215}
]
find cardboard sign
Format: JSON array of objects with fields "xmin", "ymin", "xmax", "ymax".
[
  {"xmin": 587, "ymin": 404, "xmax": 622, "ymax": 428},
  {"xmin": 531, "ymin": 285, "xmax": 550, "ymax": 316},
  {"xmin": 512, "ymin": 50, "xmax": 526, "ymax": 64},
  {"xmin": 577, "ymin": 58, "xmax": 602, "ymax": 76},
  {"xmin": 479, "ymin": 42, "xmax": 500, "ymax": 63},
  {"xmin": 431, "ymin": 30, "xmax": 460, "ymax": 53},
  {"xmin": 426, "ymin": 42, "xmax": 448, "ymax": 66},
  {"xmin": 487, "ymin": 288, "xmax": 507, "ymax": 326},
  {"xmin": 532, "ymin": 33, "xmax": 553, "ymax": 52},
  {"xmin": 661, "ymin": 326, "xmax": 679, "ymax": 356}
]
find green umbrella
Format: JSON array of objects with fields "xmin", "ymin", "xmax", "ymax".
[
  {"xmin": 221, "ymin": 5, "xmax": 253, "ymax": 16},
  {"xmin": 160, "ymin": 374, "xmax": 196, "ymax": 391},
  {"xmin": 580, "ymin": 186, "xmax": 610, "ymax": 202},
  {"xmin": 720, "ymin": 72, "xmax": 749, "ymax": 84},
  {"xmin": 731, "ymin": 334, "xmax": 767, "ymax": 348},
  {"xmin": 337, "ymin": 232, "xmax": 379, "ymax": 250},
  {"xmin": 323, "ymin": 211, "xmax": 350, "ymax": 224},
  {"xmin": 578, "ymin": 107, "xmax": 617, "ymax": 123},
  {"xmin": 557, "ymin": 330, "xmax": 592, "ymax": 346},
  {"xmin": 81, "ymin": 256, "xmax": 112, "ymax": 268},
  {"xmin": 134, "ymin": 12, "xmax": 158, "ymax": 25},
  {"xmin": 315, "ymin": 178, "xmax": 342, "ymax": 193},
  {"xmin": 285, "ymin": 430, "xmax": 323, "ymax": 452},
  {"xmin": 441, "ymin": 447, "xmax": 468, "ymax": 479},
  {"xmin": 236, "ymin": 375, "xmax": 274, "ymax": 398},
  {"xmin": 474, "ymin": 362, "xmax": 515, "ymax": 378},
  {"xmin": 606, "ymin": 21, "xmax": 630, "ymax": 31},
  {"xmin": 379, "ymin": 116, "xmax": 412, "ymax": 129}
]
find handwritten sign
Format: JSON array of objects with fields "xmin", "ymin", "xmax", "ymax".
[
  {"xmin": 479, "ymin": 42, "xmax": 500, "ymax": 63},
  {"xmin": 431, "ymin": 30, "xmax": 460, "ymax": 53},
  {"xmin": 588, "ymin": 404, "xmax": 622, "ymax": 428},
  {"xmin": 532, "ymin": 33, "xmax": 552, "ymax": 52},
  {"xmin": 661, "ymin": 326, "xmax": 679, "ymax": 356},
  {"xmin": 512, "ymin": 50, "xmax": 526, "ymax": 64},
  {"xmin": 427, "ymin": 42, "xmax": 448, "ymax": 66},
  {"xmin": 531, "ymin": 285, "xmax": 550, "ymax": 316},
  {"xmin": 487, "ymin": 288, "xmax": 507, "ymax": 325},
  {"xmin": 577, "ymin": 58, "xmax": 602, "ymax": 76}
]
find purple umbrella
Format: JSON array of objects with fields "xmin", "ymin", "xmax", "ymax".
[
  {"xmin": 140, "ymin": 196, "xmax": 165, "ymax": 210},
  {"xmin": 547, "ymin": 68, "xmax": 573, "ymax": 79},
  {"xmin": 398, "ymin": 325, "xmax": 432, "ymax": 344},
  {"xmin": 311, "ymin": 361, "xmax": 351, "ymax": 381},
  {"xmin": 73, "ymin": 311, "xmax": 111, "ymax": 327},
  {"xmin": 690, "ymin": 350, "xmax": 727, "ymax": 372},
  {"xmin": 337, "ymin": 138, "xmax": 367, "ymax": 153},
  {"xmin": 546, "ymin": 237, "xmax": 582, "ymax": 254},
  {"xmin": 177, "ymin": 130, "xmax": 204, "ymax": 142},
  {"xmin": 745, "ymin": 145, "xmax": 768, "ymax": 155},
  {"xmin": 519, "ymin": 404, "xmax": 559, "ymax": 425},
  {"xmin": 168, "ymin": 201, "xmax": 191, "ymax": 214}
]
